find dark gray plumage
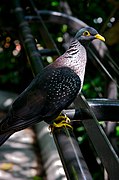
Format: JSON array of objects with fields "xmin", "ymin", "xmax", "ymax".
[{"xmin": 0, "ymin": 27, "xmax": 105, "ymax": 146}]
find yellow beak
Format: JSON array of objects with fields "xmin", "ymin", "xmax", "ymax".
[{"xmin": 95, "ymin": 34, "xmax": 105, "ymax": 42}]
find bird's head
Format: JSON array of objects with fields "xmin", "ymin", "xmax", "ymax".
[{"xmin": 75, "ymin": 27, "xmax": 105, "ymax": 45}]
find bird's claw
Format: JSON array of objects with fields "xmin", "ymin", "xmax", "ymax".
[{"xmin": 49, "ymin": 114, "xmax": 73, "ymax": 133}]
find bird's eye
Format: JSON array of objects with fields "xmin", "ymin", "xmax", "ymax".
[{"xmin": 83, "ymin": 31, "xmax": 90, "ymax": 36}]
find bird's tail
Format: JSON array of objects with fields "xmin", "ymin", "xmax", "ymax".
[{"xmin": 0, "ymin": 132, "xmax": 13, "ymax": 146}]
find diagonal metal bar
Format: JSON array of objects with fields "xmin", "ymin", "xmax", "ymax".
[
  {"xmin": 28, "ymin": 0, "xmax": 60, "ymax": 55},
  {"xmin": 74, "ymin": 94, "xmax": 119, "ymax": 180},
  {"xmin": 88, "ymin": 47, "xmax": 119, "ymax": 88},
  {"xmin": 53, "ymin": 127, "xmax": 92, "ymax": 180}
]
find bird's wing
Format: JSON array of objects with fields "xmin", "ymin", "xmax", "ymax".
[
  {"xmin": 0, "ymin": 66, "xmax": 81, "ymax": 133},
  {"xmin": 39, "ymin": 67, "xmax": 81, "ymax": 123}
]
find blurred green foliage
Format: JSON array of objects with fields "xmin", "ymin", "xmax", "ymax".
[{"xmin": 33, "ymin": 176, "xmax": 43, "ymax": 180}]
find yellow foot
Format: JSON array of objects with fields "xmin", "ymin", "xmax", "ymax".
[{"xmin": 49, "ymin": 114, "xmax": 73, "ymax": 133}]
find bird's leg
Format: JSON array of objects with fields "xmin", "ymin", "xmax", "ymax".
[{"xmin": 49, "ymin": 113, "xmax": 73, "ymax": 132}]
